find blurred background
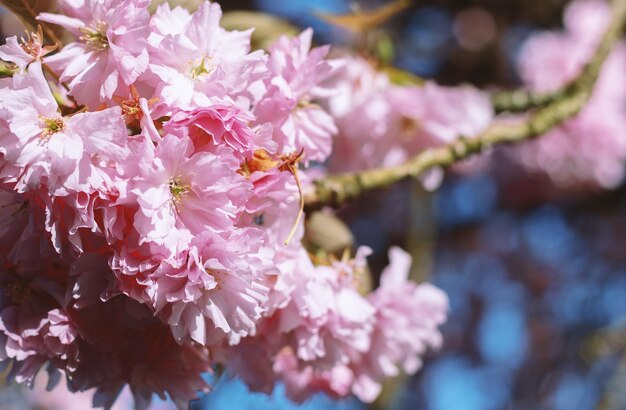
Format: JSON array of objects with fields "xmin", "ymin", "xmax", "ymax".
[{"xmin": 1, "ymin": 0, "xmax": 625, "ymax": 409}]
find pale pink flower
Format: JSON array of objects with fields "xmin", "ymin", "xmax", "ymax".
[
  {"xmin": 254, "ymin": 29, "xmax": 339, "ymax": 162},
  {"xmin": 168, "ymin": 104, "xmax": 276, "ymax": 160},
  {"xmin": 0, "ymin": 36, "xmax": 37, "ymax": 70},
  {"xmin": 323, "ymin": 57, "xmax": 395, "ymax": 173},
  {"xmin": 351, "ymin": 247, "xmax": 448, "ymax": 402},
  {"xmin": 227, "ymin": 247, "xmax": 449, "ymax": 404},
  {"xmin": 39, "ymin": 0, "xmax": 151, "ymax": 108},
  {"xmin": 66, "ymin": 253, "xmax": 212, "ymax": 409},
  {"xmin": 0, "ymin": 270, "xmax": 78, "ymax": 388},
  {"xmin": 273, "ymin": 348, "xmax": 355, "ymax": 402},
  {"xmin": 0, "ymin": 5, "xmax": 453, "ymax": 407},
  {"xmin": 150, "ymin": 229, "xmax": 273, "ymax": 346},
  {"xmin": 514, "ymin": 0, "xmax": 626, "ymax": 188},
  {"xmin": 129, "ymin": 132, "xmax": 250, "ymax": 258},
  {"xmin": 324, "ymin": 56, "xmax": 492, "ymax": 173},
  {"xmin": 324, "ymin": 55, "xmax": 390, "ymax": 120},
  {"xmin": 147, "ymin": 1, "xmax": 265, "ymax": 109},
  {"xmin": 222, "ymin": 247, "xmax": 375, "ymax": 401},
  {"xmin": 148, "ymin": 3, "xmax": 192, "ymax": 46},
  {"xmin": 0, "ymin": 27, "xmax": 55, "ymax": 71},
  {"xmin": 387, "ymin": 83, "xmax": 493, "ymax": 145},
  {"xmin": 0, "ymin": 62, "xmax": 129, "ymax": 195},
  {"xmin": 564, "ymin": 0, "xmax": 612, "ymax": 41}
]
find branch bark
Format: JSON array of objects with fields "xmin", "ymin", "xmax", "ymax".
[
  {"xmin": 492, "ymin": 2, "xmax": 624, "ymax": 113},
  {"xmin": 305, "ymin": 0, "xmax": 626, "ymax": 209}
]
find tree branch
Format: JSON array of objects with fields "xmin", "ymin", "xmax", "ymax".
[
  {"xmin": 305, "ymin": 0, "xmax": 626, "ymax": 209},
  {"xmin": 493, "ymin": 0, "xmax": 626, "ymax": 113},
  {"xmin": 491, "ymin": 87, "xmax": 570, "ymax": 114}
]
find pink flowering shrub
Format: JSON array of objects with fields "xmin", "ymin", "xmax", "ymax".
[
  {"xmin": 513, "ymin": 0, "xmax": 626, "ymax": 189},
  {"xmin": 0, "ymin": 0, "xmax": 450, "ymax": 408}
]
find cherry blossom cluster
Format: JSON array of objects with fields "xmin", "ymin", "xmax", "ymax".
[
  {"xmin": 0, "ymin": 0, "xmax": 448, "ymax": 408},
  {"xmin": 513, "ymin": 0, "xmax": 626, "ymax": 189},
  {"xmin": 320, "ymin": 55, "xmax": 494, "ymax": 184}
]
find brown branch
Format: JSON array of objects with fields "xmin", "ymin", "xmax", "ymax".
[{"xmin": 305, "ymin": 0, "xmax": 626, "ymax": 209}]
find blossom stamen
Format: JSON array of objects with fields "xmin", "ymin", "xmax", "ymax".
[
  {"xmin": 169, "ymin": 176, "xmax": 190, "ymax": 204},
  {"xmin": 40, "ymin": 116, "xmax": 65, "ymax": 137},
  {"xmin": 79, "ymin": 21, "xmax": 109, "ymax": 51},
  {"xmin": 19, "ymin": 26, "xmax": 56, "ymax": 60},
  {"xmin": 188, "ymin": 56, "xmax": 215, "ymax": 79}
]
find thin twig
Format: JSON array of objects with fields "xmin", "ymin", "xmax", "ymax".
[{"xmin": 305, "ymin": 0, "xmax": 626, "ymax": 209}]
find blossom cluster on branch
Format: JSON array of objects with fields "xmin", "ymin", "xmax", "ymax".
[
  {"xmin": 322, "ymin": 55, "xmax": 494, "ymax": 179},
  {"xmin": 0, "ymin": 0, "xmax": 450, "ymax": 408},
  {"xmin": 512, "ymin": 0, "xmax": 626, "ymax": 189},
  {"xmin": 1, "ymin": 0, "xmax": 625, "ymax": 406}
]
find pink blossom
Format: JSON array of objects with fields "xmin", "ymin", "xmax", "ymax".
[
  {"xmin": 148, "ymin": 3, "xmax": 192, "ymax": 46},
  {"xmin": 564, "ymin": 0, "xmax": 612, "ymax": 40},
  {"xmin": 221, "ymin": 248, "xmax": 374, "ymax": 401},
  {"xmin": 352, "ymin": 247, "xmax": 448, "ymax": 402},
  {"xmin": 272, "ymin": 349, "xmax": 355, "ymax": 402},
  {"xmin": 225, "ymin": 247, "xmax": 448, "ymax": 404},
  {"xmin": 66, "ymin": 253, "xmax": 212, "ymax": 409},
  {"xmin": 0, "ymin": 3, "xmax": 453, "ymax": 406},
  {"xmin": 0, "ymin": 36, "xmax": 37, "ymax": 70},
  {"xmin": 514, "ymin": 0, "xmax": 626, "ymax": 188},
  {"xmin": 0, "ymin": 62, "xmax": 129, "ymax": 195},
  {"xmin": 324, "ymin": 56, "xmax": 493, "ymax": 173},
  {"xmin": 147, "ymin": 1, "xmax": 265, "ymax": 109},
  {"xmin": 254, "ymin": 29, "xmax": 339, "ymax": 162},
  {"xmin": 168, "ymin": 104, "xmax": 277, "ymax": 160},
  {"xmin": 0, "ymin": 270, "xmax": 78, "ymax": 388},
  {"xmin": 129, "ymin": 132, "xmax": 250, "ymax": 258},
  {"xmin": 39, "ymin": 0, "xmax": 151, "ymax": 108},
  {"xmin": 151, "ymin": 229, "xmax": 273, "ymax": 346},
  {"xmin": 323, "ymin": 56, "xmax": 395, "ymax": 173},
  {"xmin": 387, "ymin": 83, "xmax": 493, "ymax": 145},
  {"xmin": 0, "ymin": 27, "xmax": 55, "ymax": 71}
]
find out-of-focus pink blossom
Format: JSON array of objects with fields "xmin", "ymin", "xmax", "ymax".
[
  {"xmin": 323, "ymin": 55, "xmax": 493, "ymax": 174},
  {"xmin": 514, "ymin": 0, "xmax": 626, "ymax": 188}
]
